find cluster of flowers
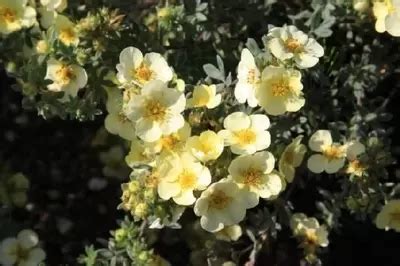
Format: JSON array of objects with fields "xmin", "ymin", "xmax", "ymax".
[
  {"xmin": 353, "ymin": 0, "xmax": 400, "ymax": 36},
  {"xmin": 0, "ymin": 229, "xmax": 46, "ymax": 266},
  {"xmin": 103, "ymin": 25, "xmax": 327, "ymax": 234}
]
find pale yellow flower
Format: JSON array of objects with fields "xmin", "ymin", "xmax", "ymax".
[
  {"xmin": 234, "ymin": 48, "xmax": 260, "ymax": 107},
  {"xmin": 144, "ymin": 122, "xmax": 191, "ymax": 155},
  {"xmin": 373, "ymin": 0, "xmax": 400, "ymax": 36},
  {"xmin": 376, "ymin": 199, "xmax": 400, "ymax": 232},
  {"xmin": 40, "ymin": 0, "xmax": 67, "ymax": 12},
  {"xmin": 104, "ymin": 88, "xmax": 135, "ymax": 141},
  {"xmin": 0, "ymin": 229, "xmax": 46, "ymax": 266},
  {"xmin": 185, "ymin": 130, "xmax": 224, "ymax": 162},
  {"xmin": 44, "ymin": 58, "xmax": 87, "ymax": 98},
  {"xmin": 290, "ymin": 213, "xmax": 329, "ymax": 247},
  {"xmin": 307, "ymin": 130, "xmax": 347, "ymax": 174},
  {"xmin": 54, "ymin": 15, "xmax": 79, "ymax": 46},
  {"xmin": 256, "ymin": 66, "xmax": 305, "ymax": 116},
  {"xmin": 157, "ymin": 153, "xmax": 211, "ymax": 206},
  {"xmin": 116, "ymin": 46, "xmax": 173, "ymax": 86},
  {"xmin": 125, "ymin": 138, "xmax": 156, "ymax": 168},
  {"xmin": 353, "ymin": 0, "xmax": 370, "ymax": 12},
  {"xmin": 228, "ymin": 151, "xmax": 283, "ymax": 201},
  {"xmin": 279, "ymin": 136, "xmax": 307, "ymax": 182},
  {"xmin": 187, "ymin": 84, "xmax": 221, "ymax": 109},
  {"xmin": 345, "ymin": 140, "xmax": 366, "ymax": 177},
  {"xmin": 214, "ymin": 224, "xmax": 242, "ymax": 242},
  {"xmin": 124, "ymin": 80, "xmax": 186, "ymax": 142},
  {"xmin": 0, "ymin": 0, "xmax": 36, "ymax": 34},
  {"xmin": 265, "ymin": 25, "xmax": 324, "ymax": 69},
  {"xmin": 218, "ymin": 112, "xmax": 271, "ymax": 155},
  {"xmin": 194, "ymin": 179, "xmax": 258, "ymax": 232}
]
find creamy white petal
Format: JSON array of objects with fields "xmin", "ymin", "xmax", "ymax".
[
  {"xmin": 308, "ymin": 130, "xmax": 332, "ymax": 152},
  {"xmin": 307, "ymin": 154, "xmax": 327, "ymax": 174}
]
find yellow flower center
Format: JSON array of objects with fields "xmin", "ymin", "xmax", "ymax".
[
  {"xmin": 347, "ymin": 159, "xmax": 366, "ymax": 177},
  {"xmin": 235, "ymin": 129, "xmax": 257, "ymax": 146},
  {"xmin": 285, "ymin": 38, "xmax": 303, "ymax": 53},
  {"xmin": 118, "ymin": 112, "xmax": 129, "ymax": 123},
  {"xmin": 144, "ymin": 100, "xmax": 167, "ymax": 122},
  {"xmin": 271, "ymin": 79, "xmax": 291, "ymax": 97},
  {"xmin": 247, "ymin": 69, "xmax": 258, "ymax": 85},
  {"xmin": 199, "ymin": 140, "xmax": 213, "ymax": 154},
  {"xmin": 385, "ymin": 0, "xmax": 396, "ymax": 13},
  {"xmin": 178, "ymin": 170, "xmax": 197, "ymax": 190},
  {"xmin": 0, "ymin": 7, "xmax": 17, "ymax": 24},
  {"xmin": 56, "ymin": 65, "xmax": 75, "ymax": 85},
  {"xmin": 8, "ymin": 245, "xmax": 30, "ymax": 263},
  {"xmin": 322, "ymin": 145, "xmax": 345, "ymax": 161},
  {"xmin": 304, "ymin": 228, "xmax": 318, "ymax": 246},
  {"xmin": 134, "ymin": 63, "xmax": 153, "ymax": 84},
  {"xmin": 59, "ymin": 27, "xmax": 76, "ymax": 45},
  {"xmin": 160, "ymin": 134, "xmax": 180, "ymax": 151},
  {"xmin": 242, "ymin": 168, "xmax": 263, "ymax": 187},
  {"xmin": 209, "ymin": 189, "xmax": 232, "ymax": 209},
  {"xmin": 145, "ymin": 173, "xmax": 159, "ymax": 188}
]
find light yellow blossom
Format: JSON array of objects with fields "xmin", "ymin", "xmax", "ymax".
[
  {"xmin": 186, "ymin": 130, "xmax": 224, "ymax": 162},
  {"xmin": 157, "ymin": 153, "xmax": 211, "ymax": 206},
  {"xmin": 234, "ymin": 48, "xmax": 260, "ymax": 107},
  {"xmin": 256, "ymin": 66, "xmax": 304, "ymax": 116},
  {"xmin": 218, "ymin": 112, "xmax": 271, "ymax": 155},
  {"xmin": 265, "ymin": 25, "xmax": 324, "ymax": 69},
  {"xmin": 228, "ymin": 151, "xmax": 282, "ymax": 201},
  {"xmin": 307, "ymin": 130, "xmax": 347, "ymax": 174},
  {"xmin": 125, "ymin": 138, "xmax": 156, "ymax": 167},
  {"xmin": 54, "ymin": 15, "xmax": 79, "ymax": 46},
  {"xmin": 376, "ymin": 199, "xmax": 400, "ymax": 232},
  {"xmin": 194, "ymin": 179, "xmax": 258, "ymax": 232},
  {"xmin": 279, "ymin": 135, "xmax": 307, "ymax": 182},
  {"xmin": 116, "ymin": 46, "xmax": 173, "ymax": 86},
  {"xmin": 345, "ymin": 140, "xmax": 366, "ymax": 177},
  {"xmin": 353, "ymin": 0, "xmax": 370, "ymax": 12},
  {"xmin": 0, "ymin": 0, "xmax": 36, "ymax": 34},
  {"xmin": 124, "ymin": 80, "xmax": 186, "ymax": 142},
  {"xmin": 187, "ymin": 84, "xmax": 221, "ymax": 109},
  {"xmin": 0, "ymin": 229, "xmax": 46, "ymax": 266},
  {"xmin": 290, "ymin": 213, "xmax": 329, "ymax": 247},
  {"xmin": 44, "ymin": 58, "xmax": 87, "ymax": 98},
  {"xmin": 373, "ymin": 0, "xmax": 400, "ymax": 36}
]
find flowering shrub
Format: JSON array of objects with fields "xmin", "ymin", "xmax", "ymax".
[{"xmin": 1, "ymin": 0, "xmax": 400, "ymax": 265}]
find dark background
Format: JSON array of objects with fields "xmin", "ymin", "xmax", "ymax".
[{"xmin": 1, "ymin": 68, "xmax": 400, "ymax": 265}]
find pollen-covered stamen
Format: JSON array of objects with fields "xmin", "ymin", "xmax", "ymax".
[
  {"xmin": 59, "ymin": 27, "xmax": 76, "ymax": 44},
  {"xmin": 209, "ymin": 189, "xmax": 232, "ymax": 209},
  {"xmin": 0, "ymin": 7, "xmax": 17, "ymax": 24},
  {"xmin": 304, "ymin": 228, "xmax": 318, "ymax": 246},
  {"xmin": 56, "ymin": 65, "xmax": 75, "ymax": 85},
  {"xmin": 235, "ymin": 129, "xmax": 257, "ymax": 146},
  {"xmin": 178, "ymin": 170, "xmax": 197, "ymax": 190},
  {"xmin": 285, "ymin": 37, "xmax": 303, "ymax": 53},
  {"xmin": 160, "ymin": 134, "xmax": 180, "ymax": 151},
  {"xmin": 242, "ymin": 168, "xmax": 263, "ymax": 187},
  {"xmin": 144, "ymin": 99, "xmax": 167, "ymax": 122},
  {"xmin": 271, "ymin": 79, "xmax": 291, "ymax": 97},
  {"xmin": 347, "ymin": 159, "xmax": 366, "ymax": 176},
  {"xmin": 322, "ymin": 145, "xmax": 345, "ymax": 161},
  {"xmin": 247, "ymin": 69, "xmax": 259, "ymax": 85},
  {"xmin": 134, "ymin": 63, "xmax": 154, "ymax": 84}
]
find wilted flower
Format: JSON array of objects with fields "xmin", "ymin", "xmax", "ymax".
[
  {"xmin": 187, "ymin": 84, "xmax": 221, "ymax": 109},
  {"xmin": 234, "ymin": 48, "xmax": 260, "ymax": 107},
  {"xmin": 54, "ymin": 15, "xmax": 79, "ymax": 46},
  {"xmin": 373, "ymin": 0, "xmax": 400, "ymax": 36},
  {"xmin": 0, "ymin": 0, "xmax": 36, "ymax": 34},
  {"xmin": 218, "ymin": 112, "xmax": 271, "ymax": 155},
  {"xmin": 290, "ymin": 213, "xmax": 329, "ymax": 248},
  {"xmin": 116, "ymin": 46, "xmax": 173, "ymax": 86},
  {"xmin": 345, "ymin": 141, "xmax": 366, "ymax": 177},
  {"xmin": 265, "ymin": 25, "xmax": 324, "ymax": 69},
  {"xmin": 157, "ymin": 153, "xmax": 211, "ymax": 206},
  {"xmin": 185, "ymin": 130, "xmax": 224, "ymax": 162},
  {"xmin": 0, "ymin": 229, "xmax": 46, "ymax": 266},
  {"xmin": 214, "ymin": 224, "xmax": 242, "ymax": 242},
  {"xmin": 104, "ymin": 88, "xmax": 135, "ymax": 141},
  {"xmin": 124, "ymin": 80, "xmax": 186, "ymax": 142},
  {"xmin": 279, "ymin": 135, "xmax": 307, "ymax": 183},
  {"xmin": 256, "ymin": 66, "xmax": 305, "ymax": 116},
  {"xmin": 376, "ymin": 199, "xmax": 400, "ymax": 232},
  {"xmin": 194, "ymin": 179, "xmax": 258, "ymax": 232},
  {"xmin": 228, "ymin": 151, "xmax": 282, "ymax": 201},
  {"xmin": 307, "ymin": 130, "xmax": 347, "ymax": 174},
  {"xmin": 45, "ymin": 58, "xmax": 87, "ymax": 98}
]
